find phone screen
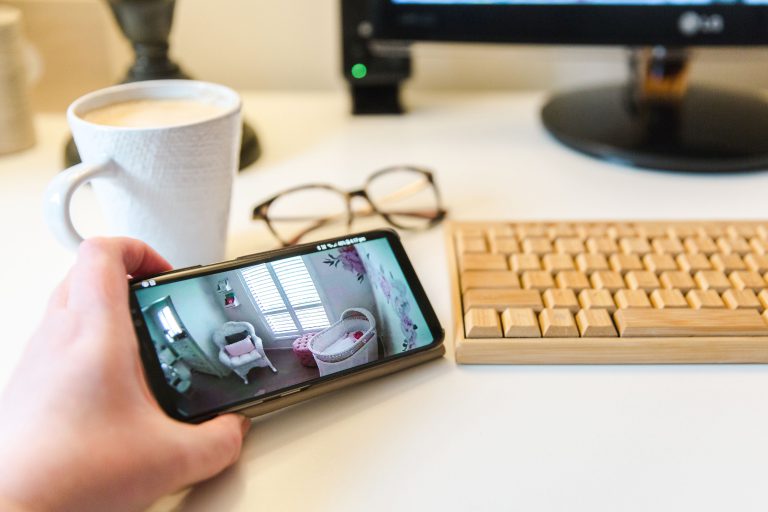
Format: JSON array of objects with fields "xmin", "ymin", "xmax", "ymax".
[{"xmin": 130, "ymin": 231, "xmax": 442, "ymax": 421}]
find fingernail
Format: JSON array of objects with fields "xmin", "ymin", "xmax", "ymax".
[{"xmin": 240, "ymin": 416, "xmax": 252, "ymax": 437}]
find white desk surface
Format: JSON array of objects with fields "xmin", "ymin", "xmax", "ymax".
[{"xmin": 3, "ymin": 90, "xmax": 768, "ymax": 512}]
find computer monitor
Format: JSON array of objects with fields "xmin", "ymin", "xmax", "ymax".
[{"xmin": 348, "ymin": 0, "xmax": 768, "ymax": 172}]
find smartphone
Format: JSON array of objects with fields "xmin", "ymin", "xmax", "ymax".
[{"xmin": 129, "ymin": 229, "xmax": 444, "ymax": 423}]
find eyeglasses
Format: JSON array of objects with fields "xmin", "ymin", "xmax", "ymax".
[{"xmin": 252, "ymin": 165, "xmax": 447, "ymax": 246}]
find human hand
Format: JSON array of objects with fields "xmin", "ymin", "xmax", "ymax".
[{"xmin": 0, "ymin": 238, "xmax": 250, "ymax": 512}]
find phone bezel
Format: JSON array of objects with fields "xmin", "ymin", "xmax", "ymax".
[{"xmin": 129, "ymin": 229, "xmax": 444, "ymax": 423}]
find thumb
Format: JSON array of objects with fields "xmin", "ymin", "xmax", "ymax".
[{"xmin": 177, "ymin": 414, "xmax": 250, "ymax": 485}]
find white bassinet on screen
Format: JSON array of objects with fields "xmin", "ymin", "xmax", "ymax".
[{"xmin": 308, "ymin": 308, "xmax": 378, "ymax": 376}]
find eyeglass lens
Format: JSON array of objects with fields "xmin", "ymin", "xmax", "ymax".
[
  {"xmin": 366, "ymin": 167, "xmax": 441, "ymax": 230},
  {"xmin": 266, "ymin": 187, "xmax": 350, "ymax": 245},
  {"xmin": 262, "ymin": 167, "xmax": 443, "ymax": 244}
]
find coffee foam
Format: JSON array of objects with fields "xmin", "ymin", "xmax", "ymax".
[{"xmin": 81, "ymin": 98, "xmax": 226, "ymax": 128}]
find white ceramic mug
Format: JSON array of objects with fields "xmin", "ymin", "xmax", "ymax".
[{"xmin": 44, "ymin": 80, "xmax": 242, "ymax": 267}]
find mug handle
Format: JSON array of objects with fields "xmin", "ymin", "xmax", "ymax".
[{"xmin": 44, "ymin": 158, "xmax": 117, "ymax": 250}]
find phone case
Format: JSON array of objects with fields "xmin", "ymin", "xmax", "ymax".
[
  {"xmin": 239, "ymin": 343, "xmax": 445, "ymax": 418},
  {"xmin": 130, "ymin": 229, "xmax": 445, "ymax": 423}
]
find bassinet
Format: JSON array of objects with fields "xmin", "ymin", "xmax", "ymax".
[{"xmin": 308, "ymin": 308, "xmax": 378, "ymax": 376}]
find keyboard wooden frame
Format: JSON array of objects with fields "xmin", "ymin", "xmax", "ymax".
[{"xmin": 446, "ymin": 220, "xmax": 768, "ymax": 364}]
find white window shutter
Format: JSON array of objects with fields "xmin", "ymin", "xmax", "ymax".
[{"xmin": 240, "ymin": 257, "xmax": 330, "ymax": 336}]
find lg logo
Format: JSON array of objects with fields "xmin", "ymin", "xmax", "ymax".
[{"xmin": 678, "ymin": 11, "xmax": 724, "ymax": 36}]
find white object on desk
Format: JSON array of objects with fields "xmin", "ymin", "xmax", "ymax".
[{"xmin": 43, "ymin": 80, "xmax": 242, "ymax": 268}]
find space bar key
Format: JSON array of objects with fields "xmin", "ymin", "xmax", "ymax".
[{"xmin": 614, "ymin": 309, "xmax": 768, "ymax": 337}]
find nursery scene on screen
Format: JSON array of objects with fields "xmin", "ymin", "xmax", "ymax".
[{"xmin": 134, "ymin": 238, "xmax": 433, "ymax": 417}]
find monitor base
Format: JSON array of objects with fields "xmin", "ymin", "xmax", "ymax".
[
  {"xmin": 542, "ymin": 85, "xmax": 768, "ymax": 173},
  {"xmin": 542, "ymin": 48, "xmax": 768, "ymax": 173}
]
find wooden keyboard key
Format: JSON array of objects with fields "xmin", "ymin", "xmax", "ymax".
[
  {"xmin": 517, "ymin": 224, "xmax": 548, "ymax": 238},
  {"xmin": 651, "ymin": 237, "xmax": 684, "ymax": 255},
  {"xmin": 710, "ymin": 253, "xmax": 746, "ymax": 273},
  {"xmin": 728, "ymin": 224, "xmax": 756, "ymax": 238},
  {"xmin": 668, "ymin": 224, "xmax": 697, "ymax": 238},
  {"xmin": 609, "ymin": 253, "xmax": 644, "ymax": 275},
  {"xmin": 542, "ymin": 288, "xmax": 579, "ymax": 313},
  {"xmin": 759, "ymin": 290, "xmax": 768, "ymax": 310},
  {"xmin": 698, "ymin": 225, "xmax": 727, "ymax": 238},
  {"xmin": 684, "ymin": 236, "xmax": 718, "ymax": 256},
  {"xmin": 575, "ymin": 253, "xmax": 609, "ymax": 273},
  {"xmin": 487, "ymin": 225, "xmax": 516, "ymax": 239},
  {"xmin": 614, "ymin": 308, "xmax": 768, "ymax": 337},
  {"xmin": 539, "ymin": 308, "xmax": 579, "ymax": 338},
  {"xmin": 554, "ymin": 237, "xmax": 584, "ymax": 255},
  {"xmin": 576, "ymin": 309, "xmax": 618, "ymax": 337},
  {"xmin": 555, "ymin": 271, "xmax": 590, "ymax": 292},
  {"xmin": 542, "ymin": 253, "xmax": 575, "ymax": 272},
  {"xmin": 751, "ymin": 225, "xmax": 768, "ymax": 241},
  {"xmin": 464, "ymin": 289, "xmax": 543, "ymax": 313},
  {"xmin": 547, "ymin": 224, "xmax": 578, "ymax": 238},
  {"xmin": 455, "ymin": 226, "xmax": 486, "ymax": 237},
  {"xmin": 464, "ymin": 308, "xmax": 502, "ymax": 338},
  {"xmin": 614, "ymin": 289, "xmax": 652, "ymax": 309},
  {"xmin": 461, "ymin": 271, "xmax": 520, "ymax": 292},
  {"xmin": 461, "ymin": 253, "xmax": 508, "ymax": 271},
  {"xmin": 745, "ymin": 253, "xmax": 768, "ymax": 273},
  {"xmin": 576, "ymin": 224, "xmax": 610, "ymax": 238},
  {"xmin": 510, "ymin": 253, "xmax": 541, "ymax": 272},
  {"xmin": 694, "ymin": 270, "xmax": 731, "ymax": 293},
  {"xmin": 686, "ymin": 289, "xmax": 725, "ymax": 309},
  {"xmin": 521, "ymin": 237, "xmax": 553, "ymax": 255},
  {"xmin": 521, "ymin": 271, "xmax": 555, "ymax": 291},
  {"xmin": 590, "ymin": 271, "xmax": 625, "ymax": 292},
  {"xmin": 625, "ymin": 270, "xmax": 660, "ymax": 292},
  {"xmin": 620, "ymin": 237, "xmax": 652, "ymax": 256},
  {"xmin": 607, "ymin": 225, "xmax": 636, "ymax": 239},
  {"xmin": 676, "ymin": 253, "xmax": 712, "ymax": 273},
  {"xmin": 643, "ymin": 253, "xmax": 678, "ymax": 274},
  {"xmin": 649, "ymin": 289, "xmax": 688, "ymax": 309},
  {"xmin": 749, "ymin": 237, "xmax": 768, "ymax": 255},
  {"xmin": 722, "ymin": 289, "xmax": 761, "ymax": 310},
  {"xmin": 501, "ymin": 308, "xmax": 541, "ymax": 338},
  {"xmin": 728, "ymin": 270, "xmax": 766, "ymax": 292},
  {"xmin": 586, "ymin": 236, "xmax": 618, "ymax": 254},
  {"xmin": 578, "ymin": 289, "xmax": 617, "ymax": 313},
  {"xmin": 457, "ymin": 235, "xmax": 487, "ymax": 254},
  {"xmin": 636, "ymin": 224, "xmax": 669, "ymax": 238},
  {"xmin": 659, "ymin": 271, "xmax": 696, "ymax": 293},
  {"xmin": 716, "ymin": 236, "xmax": 751, "ymax": 255},
  {"xmin": 489, "ymin": 237, "xmax": 520, "ymax": 254}
]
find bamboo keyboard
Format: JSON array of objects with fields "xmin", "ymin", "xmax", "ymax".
[{"xmin": 447, "ymin": 220, "xmax": 768, "ymax": 364}]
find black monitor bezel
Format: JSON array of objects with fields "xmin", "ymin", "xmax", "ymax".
[{"xmin": 373, "ymin": 1, "xmax": 768, "ymax": 46}]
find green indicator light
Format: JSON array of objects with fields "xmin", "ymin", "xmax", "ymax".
[{"xmin": 351, "ymin": 63, "xmax": 368, "ymax": 80}]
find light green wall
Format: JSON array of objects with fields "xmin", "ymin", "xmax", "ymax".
[{"xmin": 135, "ymin": 279, "xmax": 227, "ymax": 372}]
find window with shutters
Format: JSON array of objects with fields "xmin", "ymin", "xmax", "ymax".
[{"xmin": 239, "ymin": 257, "xmax": 330, "ymax": 338}]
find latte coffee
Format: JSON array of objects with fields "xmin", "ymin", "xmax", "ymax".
[{"xmin": 82, "ymin": 98, "xmax": 226, "ymax": 128}]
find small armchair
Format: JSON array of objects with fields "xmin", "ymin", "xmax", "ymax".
[{"xmin": 212, "ymin": 321, "xmax": 277, "ymax": 384}]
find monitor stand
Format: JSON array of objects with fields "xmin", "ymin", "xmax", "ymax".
[{"xmin": 541, "ymin": 47, "xmax": 768, "ymax": 173}]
